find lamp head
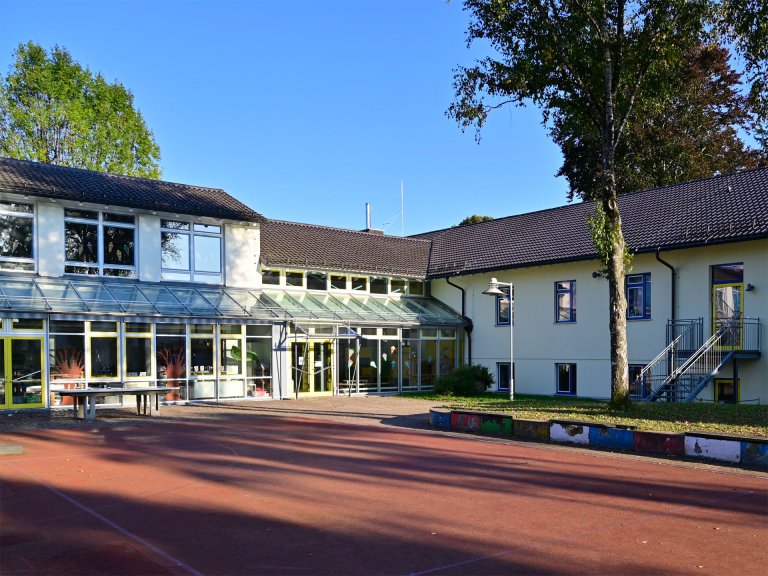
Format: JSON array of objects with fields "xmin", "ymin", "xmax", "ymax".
[{"xmin": 482, "ymin": 277, "xmax": 505, "ymax": 296}]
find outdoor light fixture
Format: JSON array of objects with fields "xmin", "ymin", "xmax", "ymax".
[
  {"xmin": 483, "ymin": 277, "xmax": 515, "ymax": 401},
  {"xmin": 746, "ymin": 283, "xmax": 755, "ymax": 292}
]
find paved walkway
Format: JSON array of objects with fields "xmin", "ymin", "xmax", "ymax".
[
  {"xmin": 1, "ymin": 397, "xmax": 766, "ymax": 575},
  {"xmin": 0, "ymin": 396, "xmax": 443, "ymax": 433}
]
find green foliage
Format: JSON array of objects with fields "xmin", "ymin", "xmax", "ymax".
[
  {"xmin": 434, "ymin": 364, "xmax": 495, "ymax": 396},
  {"xmin": 0, "ymin": 42, "xmax": 161, "ymax": 178},
  {"xmin": 587, "ymin": 203, "xmax": 632, "ymax": 275},
  {"xmin": 458, "ymin": 214, "xmax": 494, "ymax": 226}
]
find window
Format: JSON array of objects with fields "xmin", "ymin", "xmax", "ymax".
[
  {"xmin": 555, "ymin": 281, "xmax": 576, "ymax": 323},
  {"xmin": 351, "ymin": 276, "xmax": 367, "ymax": 291},
  {"xmin": 497, "ymin": 362, "xmax": 514, "ymax": 392},
  {"xmin": 285, "ymin": 271, "xmax": 303, "ymax": 287},
  {"xmin": 370, "ymin": 277, "xmax": 388, "ymax": 294},
  {"xmin": 0, "ymin": 201, "xmax": 34, "ymax": 271},
  {"xmin": 390, "ymin": 279, "xmax": 406, "ymax": 294},
  {"xmin": 330, "ymin": 274, "xmax": 347, "ymax": 290},
  {"xmin": 306, "ymin": 271, "xmax": 327, "ymax": 291},
  {"xmin": 556, "ymin": 363, "xmax": 577, "ymax": 394},
  {"xmin": 629, "ymin": 364, "xmax": 649, "ymax": 399},
  {"xmin": 715, "ymin": 379, "xmax": 739, "ymax": 404},
  {"xmin": 261, "ymin": 269, "xmax": 280, "ymax": 285},
  {"xmin": 161, "ymin": 220, "xmax": 222, "ymax": 283},
  {"xmin": 408, "ymin": 280, "xmax": 425, "ymax": 296},
  {"xmin": 496, "ymin": 286, "xmax": 510, "ymax": 325},
  {"xmin": 65, "ymin": 210, "xmax": 136, "ymax": 277},
  {"xmin": 627, "ymin": 273, "xmax": 651, "ymax": 320}
]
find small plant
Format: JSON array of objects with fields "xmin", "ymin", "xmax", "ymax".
[{"xmin": 434, "ymin": 364, "xmax": 494, "ymax": 396}]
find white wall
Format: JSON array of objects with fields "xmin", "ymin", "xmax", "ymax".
[
  {"xmin": 432, "ymin": 238, "xmax": 767, "ymax": 402},
  {"xmin": 224, "ymin": 224, "xmax": 260, "ymax": 288},
  {"xmin": 36, "ymin": 202, "xmax": 64, "ymax": 277},
  {"xmin": 138, "ymin": 214, "xmax": 161, "ymax": 282}
]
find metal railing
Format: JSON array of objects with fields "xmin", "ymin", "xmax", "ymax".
[
  {"xmin": 634, "ymin": 319, "xmax": 702, "ymax": 400},
  {"xmin": 645, "ymin": 317, "xmax": 761, "ymax": 402}
]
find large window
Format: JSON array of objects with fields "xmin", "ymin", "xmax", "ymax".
[
  {"xmin": 65, "ymin": 210, "xmax": 135, "ymax": 277},
  {"xmin": 556, "ymin": 363, "xmax": 577, "ymax": 395},
  {"xmin": 0, "ymin": 201, "xmax": 34, "ymax": 271},
  {"xmin": 161, "ymin": 220, "xmax": 222, "ymax": 283},
  {"xmin": 627, "ymin": 273, "xmax": 651, "ymax": 320},
  {"xmin": 555, "ymin": 281, "xmax": 576, "ymax": 323}
]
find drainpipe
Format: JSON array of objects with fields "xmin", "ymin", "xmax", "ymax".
[
  {"xmin": 655, "ymin": 248, "xmax": 676, "ymax": 323},
  {"xmin": 445, "ymin": 276, "xmax": 473, "ymax": 364}
]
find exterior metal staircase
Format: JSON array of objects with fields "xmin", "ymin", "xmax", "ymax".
[{"xmin": 636, "ymin": 317, "xmax": 762, "ymax": 402}]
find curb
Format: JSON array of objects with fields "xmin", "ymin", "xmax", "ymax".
[{"xmin": 429, "ymin": 408, "xmax": 768, "ymax": 470}]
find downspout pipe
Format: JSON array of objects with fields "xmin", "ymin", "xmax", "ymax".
[
  {"xmin": 445, "ymin": 276, "xmax": 473, "ymax": 365},
  {"xmin": 655, "ymin": 248, "xmax": 676, "ymax": 323}
]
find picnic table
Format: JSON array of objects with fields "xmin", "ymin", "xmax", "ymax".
[{"xmin": 57, "ymin": 386, "xmax": 180, "ymax": 421}]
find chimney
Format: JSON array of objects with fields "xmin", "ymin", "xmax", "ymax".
[{"xmin": 362, "ymin": 202, "xmax": 384, "ymax": 235}]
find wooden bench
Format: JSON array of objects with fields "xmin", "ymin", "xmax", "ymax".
[{"xmin": 57, "ymin": 387, "xmax": 180, "ymax": 421}]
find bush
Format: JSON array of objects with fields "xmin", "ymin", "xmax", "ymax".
[{"xmin": 434, "ymin": 364, "xmax": 495, "ymax": 396}]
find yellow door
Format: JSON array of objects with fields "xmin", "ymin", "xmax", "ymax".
[{"xmin": 0, "ymin": 337, "xmax": 45, "ymax": 409}]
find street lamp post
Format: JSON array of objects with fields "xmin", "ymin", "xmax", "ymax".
[{"xmin": 483, "ymin": 277, "xmax": 514, "ymax": 401}]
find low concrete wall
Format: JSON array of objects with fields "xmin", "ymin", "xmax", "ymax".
[{"xmin": 430, "ymin": 409, "xmax": 767, "ymax": 470}]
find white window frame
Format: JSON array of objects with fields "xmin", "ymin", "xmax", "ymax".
[
  {"xmin": 0, "ymin": 200, "xmax": 35, "ymax": 272},
  {"xmin": 160, "ymin": 219, "xmax": 223, "ymax": 284},
  {"xmin": 64, "ymin": 209, "xmax": 136, "ymax": 277}
]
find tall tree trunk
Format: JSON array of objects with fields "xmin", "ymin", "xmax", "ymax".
[{"xmin": 601, "ymin": 7, "xmax": 630, "ymax": 408}]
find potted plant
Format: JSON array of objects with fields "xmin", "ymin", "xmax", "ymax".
[
  {"xmin": 53, "ymin": 348, "xmax": 84, "ymax": 405},
  {"xmin": 157, "ymin": 347, "xmax": 185, "ymax": 400}
]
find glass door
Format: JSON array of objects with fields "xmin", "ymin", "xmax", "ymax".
[
  {"xmin": 312, "ymin": 341, "xmax": 333, "ymax": 394},
  {"xmin": 714, "ymin": 283, "xmax": 743, "ymax": 350},
  {"xmin": 292, "ymin": 340, "xmax": 333, "ymax": 395},
  {"xmin": 1, "ymin": 338, "xmax": 45, "ymax": 409}
]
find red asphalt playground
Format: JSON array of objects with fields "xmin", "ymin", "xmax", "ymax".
[{"xmin": 1, "ymin": 408, "xmax": 766, "ymax": 576}]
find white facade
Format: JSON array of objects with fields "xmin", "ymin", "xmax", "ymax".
[{"xmin": 432, "ymin": 238, "xmax": 767, "ymax": 402}]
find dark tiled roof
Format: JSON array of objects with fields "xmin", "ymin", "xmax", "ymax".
[
  {"xmin": 0, "ymin": 157, "xmax": 264, "ymax": 223},
  {"xmin": 415, "ymin": 167, "xmax": 768, "ymax": 277},
  {"xmin": 260, "ymin": 220, "xmax": 431, "ymax": 277}
]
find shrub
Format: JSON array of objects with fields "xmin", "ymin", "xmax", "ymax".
[{"xmin": 434, "ymin": 364, "xmax": 495, "ymax": 396}]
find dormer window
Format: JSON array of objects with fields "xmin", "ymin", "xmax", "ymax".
[
  {"xmin": 161, "ymin": 220, "xmax": 222, "ymax": 283},
  {"xmin": 0, "ymin": 201, "xmax": 34, "ymax": 272},
  {"xmin": 65, "ymin": 209, "xmax": 135, "ymax": 277}
]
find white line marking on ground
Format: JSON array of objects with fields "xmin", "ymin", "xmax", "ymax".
[{"xmin": 8, "ymin": 461, "xmax": 205, "ymax": 576}]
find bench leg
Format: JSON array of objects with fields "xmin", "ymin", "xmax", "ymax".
[
  {"xmin": 74, "ymin": 397, "xmax": 85, "ymax": 419},
  {"xmin": 85, "ymin": 397, "xmax": 97, "ymax": 421},
  {"xmin": 135, "ymin": 395, "xmax": 141, "ymax": 415}
]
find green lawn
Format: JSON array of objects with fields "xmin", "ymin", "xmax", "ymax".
[{"xmin": 401, "ymin": 393, "xmax": 768, "ymax": 437}]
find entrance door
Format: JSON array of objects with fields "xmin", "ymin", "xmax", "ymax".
[
  {"xmin": 0, "ymin": 338, "xmax": 45, "ymax": 409},
  {"xmin": 714, "ymin": 283, "xmax": 743, "ymax": 349},
  {"xmin": 291, "ymin": 340, "xmax": 333, "ymax": 395}
]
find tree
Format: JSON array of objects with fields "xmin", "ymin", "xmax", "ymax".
[
  {"xmin": 458, "ymin": 214, "xmax": 494, "ymax": 226},
  {"xmin": 0, "ymin": 42, "xmax": 160, "ymax": 178},
  {"xmin": 449, "ymin": 1, "xmax": 765, "ymax": 408},
  {"xmin": 555, "ymin": 44, "xmax": 765, "ymax": 198}
]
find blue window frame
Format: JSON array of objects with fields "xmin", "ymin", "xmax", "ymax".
[
  {"xmin": 555, "ymin": 281, "xmax": 576, "ymax": 323},
  {"xmin": 556, "ymin": 363, "xmax": 577, "ymax": 395},
  {"xmin": 626, "ymin": 273, "xmax": 651, "ymax": 320},
  {"xmin": 497, "ymin": 362, "xmax": 513, "ymax": 391},
  {"xmin": 496, "ymin": 286, "xmax": 510, "ymax": 325}
]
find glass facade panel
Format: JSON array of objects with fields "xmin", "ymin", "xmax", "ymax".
[
  {"xmin": 90, "ymin": 337, "xmax": 118, "ymax": 378},
  {"xmin": 380, "ymin": 339, "xmax": 399, "ymax": 391},
  {"xmin": 125, "ymin": 337, "xmax": 152, "ymax": 377},
  {"xmin": 65, "ymin": 221, "xmax": 99, "ymax": 264},
  {"xmin": 190, "ymin": 338, "xmax": 214, "ymax": 376},
  {"xmin": 420, "ymin": 340, "xmax": 437, "ymax": 390},
  {"xmin": 194, "ymin": 235, "xmax": 221, "ymax": 273},
  {"xmin": 161, "ymin": 231, "xmax": 190, "ymax": 270},
  {"xmin": 220, "ymin": 338, "xmax": 243, "ymax": 375}
]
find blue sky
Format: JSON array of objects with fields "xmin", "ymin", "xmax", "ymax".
[{"xmin": 0, "ymin": 0, "xmax": 569, "ymax": 234}]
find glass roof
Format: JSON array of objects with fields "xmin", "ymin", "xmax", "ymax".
[{"xmin": 0, "ymin": 277, "xmax": 465, "ymax": 327}]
